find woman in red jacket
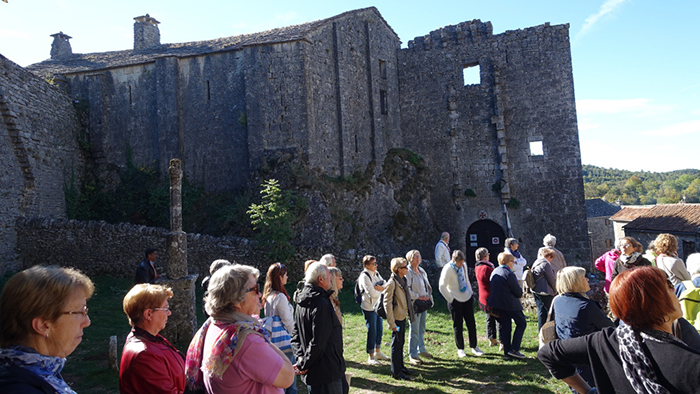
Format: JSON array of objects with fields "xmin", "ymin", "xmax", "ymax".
[
  {"xmin": 119, "ymin": 284, "xmax": 185, "ymax": 394},
  {"xmin": 474, "ymin": 247, "xmax": 499, "ymax": 347}
]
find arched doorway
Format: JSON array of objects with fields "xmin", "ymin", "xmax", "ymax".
[{"xmin": 465, "ymin": 219, "xmax": 506, "ymax": 268}]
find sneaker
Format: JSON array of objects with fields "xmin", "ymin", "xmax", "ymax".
[
  {"xmin": 499, "ymin": 343, "xmax": 504, "ymax": 352},
  {"xmin": 409, "ymin": 356, "xmax": 423, "ymax": 365},
  {"xmin": 507, "ymin": 350, "xmax": 526, "ymax": 359},
  {"xmin": 419, "ymin": 351, "xmax": 433, "ymax": 359},
  {"xmin": 374, "ymin": 351, "xmax": 390, "ymax": 361},
  {"xmin": 367, "ymin": 355, "xmax": 380, "ymax": 365},
  {"xmin": 457, "ymin": 349, "xmax": 466, "ymax": 358},
  {"xmin": 471, "ymin": 347, "xmax": 485, "ymax": 356}
]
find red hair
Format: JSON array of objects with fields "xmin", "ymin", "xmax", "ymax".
[
  {"xmin": 609, "ymin": 266, "xmax": 675, "ymax": 330},
  {"xmin": 262, "ymin": 263, "xmax": 290, "ymax": 306}
]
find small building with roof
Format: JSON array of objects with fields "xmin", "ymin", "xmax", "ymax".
[{"xmin": 586, "ymin": 198, "xmax": 621, "ymax": 262}]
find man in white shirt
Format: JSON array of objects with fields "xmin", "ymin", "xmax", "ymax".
[{"xmin": 434, "ymin": 232, "xmax": 451, "ymax": 268}]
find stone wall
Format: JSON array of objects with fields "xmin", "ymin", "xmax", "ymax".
[
  {"xmin": 0, "ymin": 54, "xmax": 82, "ymax": 274},
  {"xmin": 398, "ymin": 21, "xmax": 589, "ymax": 265}
]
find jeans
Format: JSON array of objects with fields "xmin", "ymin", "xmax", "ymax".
[
  {"xmin": 362, "ymin": 309, "xmax": 383, "ymax": 354},
  {"xmin": 498, "ymin": 309, "xmax": 527, "ymax": 355},
  {"xmin": 284, "ymin": 350, "xmax": 297, "ymax": 394},
  {"xmin": 409, "ymin": 310, "xmax": 427, "ymax": 358},
  {"xmin": 533, "ymin": 293, "xmax": 554, "ymax": 331},
  {"xmin": 447, "ymin": 297, "xmax": 478, "ymax": 349},
  {"xmin": 391, "ymin": 319, "xmax": 406, "ymax": 375},
  {"xmin": 307, "ymin": 377, "xmax": 347, "ymax": 394}
]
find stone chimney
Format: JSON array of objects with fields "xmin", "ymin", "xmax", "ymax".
[
  {"xmin": 50, "ymin": 32, "xmax": 73, "ymax": 59},
  {"xmin": 133, "ymin": 14, "xmax": 160, "ymax": 50}
]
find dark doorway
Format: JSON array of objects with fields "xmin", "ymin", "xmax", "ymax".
[
  {"xmin": 682, "ymin": 240, "xmax": 696, "ymax": 261},
  {"xmin": 465, "ymin": 219, "xmax": 506, "ymax": 268}
]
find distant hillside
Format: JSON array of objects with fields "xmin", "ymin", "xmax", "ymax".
[{"xmin": 582, "ymin": 165, "xmax": 700, "ymax": 205}]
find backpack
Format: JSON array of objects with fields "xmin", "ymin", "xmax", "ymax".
[
  {"xmin": 522, "ymin": 267, "xmax": 537, "ymax": 292},
  {"xmin": 679, "ymin": 280, "xmax": 700, "ymax": 332},
  {"xmin": 374, "ymin": 292, "xmax": 388, "ymax": 319},
  {"xmin": 354, "ymin": 271, "xmax": 370, "ymax": 304}
]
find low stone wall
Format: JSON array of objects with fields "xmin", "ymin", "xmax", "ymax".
[{"xmin": 15, "ymin": 217, "xmax": 254, "ymax": 280}]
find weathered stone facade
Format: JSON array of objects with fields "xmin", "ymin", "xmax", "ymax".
[
  {"xmin": 2, "ymin": 7, "xmax": 591, "ymax": 273},
  {"xmin": 0, "ymin": 54, "xmax": 83, "ymax": 275}
]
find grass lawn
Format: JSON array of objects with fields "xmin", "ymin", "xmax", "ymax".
[{"xmin": 1, "ymin": 273, "xmax": 571, "ymax": 393}]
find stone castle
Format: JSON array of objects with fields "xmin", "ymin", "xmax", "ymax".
[{"xmin": 0, "ymin": 7, "xmax": 589, "ymax": 274}]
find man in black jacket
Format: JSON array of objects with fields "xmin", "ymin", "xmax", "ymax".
[
  {"xmin": 134, "ymin": 248, "xmax": 158, "ymax": 284},
  {"xmin": 292, "ymin": 262, "xmax": 348, "ymax": 394}
]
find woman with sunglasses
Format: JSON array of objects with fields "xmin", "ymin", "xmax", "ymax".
[
  {"xmin": 120, "ymin": 284, "xmax": 185, "ymax": 394},
  {"xmin": 611, "ymin": 236, "xmax": 652, "ymax": 284},
  {"xmin": 357, "ymin": 255, "xmax": 390, "ymax": 365},
  {"xmin": 263, "ymin": 263, "xmax": 297, "ymax": 394},
  {"xmin": 186, "ymin": 264, "xmax": 293, "ymax": 393},
  {"xmin": 0, "ymin": 266, "xmax": 94, "ymax": 394}
]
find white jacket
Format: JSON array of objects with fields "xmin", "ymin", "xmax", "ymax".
[
  {"xmin": 264, "ymin": 291, "xmax": 294, "ymax": 334},
  {"xmin": 358, "ymin": 269, "xmax": 385, "ymax": 311},
  {"xmin": 438, "ymin": 262, "xmax": 473, "ymax": 303}
]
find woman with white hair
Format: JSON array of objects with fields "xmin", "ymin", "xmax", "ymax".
[
  {"xmin": 538, "ymin": 234, "xmax": 567, "ymax": 275},
  {"xmin": 674, "ymin": 253, "xmax": 700, "ymax": 298},
  {"xmin": 185, "ymin": 264, "xmax": 294, "ymax": 393},
  {"xmin": 550, "ymin": 266, "xmax": 613, "ymax": 388}
]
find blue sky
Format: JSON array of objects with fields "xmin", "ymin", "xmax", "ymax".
[{"xmin": 1, "ymin": 0, "xmax": 698, "ymax": 172}]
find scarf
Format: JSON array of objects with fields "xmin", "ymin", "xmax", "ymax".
[
  {"xmin": 0, "ymin": 345, "xmax": 75, "ymax": 394},
  {"xmin": 507, "ymin": 247, "xmax": 522, "ymax": 259},
  {"xmin": 391, "ymin": 273, "xmax": 415, "ymax": 323},
  {"xmin": 185, "ymin": 311, "xmax": 271, "ymax": 390},
  {"xmin": 620, "ymin": 251, "xmax": 641, "ymax": 267},
  {"xmin": 616, "ymin": 323, "xmax": 685, "ymax": 394},
  {"xmin": 451, "ymin": 261, "xmax": 468, "ymax": 293}
]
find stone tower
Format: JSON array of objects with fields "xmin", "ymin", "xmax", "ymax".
[{"xmin": 133, "ymin": 14, "xmax": 160, "ymax": 50}]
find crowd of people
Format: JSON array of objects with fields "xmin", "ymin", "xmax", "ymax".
[{"xmin": 3, "ymin": 231, "xmax": 700, "ymax": 393}]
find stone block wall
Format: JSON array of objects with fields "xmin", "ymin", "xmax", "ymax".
[
  {"xmin": 398, "ymin": 21, "xmax": 589, "ymax": 265},
  {"xmin": 0, "ymin": 54, "xmax": 82, "ymax": 274}
]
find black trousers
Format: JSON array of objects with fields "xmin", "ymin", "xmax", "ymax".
[
  {"xmin": 391, "ymin": 319, "xmax": 406, "ymax": 375},
  {"xmin": 448, "ymin": 297, "xmax": 478, "ymax": 349}
]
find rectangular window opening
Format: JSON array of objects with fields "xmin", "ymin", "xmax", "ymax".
[
  {"xmin": 206, "ymin": 80, "xmax": 211, "ymax": 101},
  {"xmin": 379, "ymin": 60, "xmax": 387, "ymax": 79},
  {"xmin": 128, "ymin": 85, "xmax": 132, "ymax": 105},
  {"xmin": 463, "ymin": 64, "xmax": 480, "ymax": 86},
  {"xmin": 380, "ymin": 90, "xmax": 388, "ymax": 115},
  {"xmin": 529, "ymin": 141, "xmax": 544, "ymax": 156}
]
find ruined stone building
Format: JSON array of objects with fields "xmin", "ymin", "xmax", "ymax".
[{"xmin": 1, "ymin": 7, "xmax": 589, "ymax": 273}]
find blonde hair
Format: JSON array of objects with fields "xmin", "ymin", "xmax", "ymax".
[
  {"xmin": 556, "ymin": 266, "xmax": 588, "ymax": 294},
  {"xmin": 123, "ymin": 284, "xmax": 174, "ymax": 327},
  {"xmin": 540, "ymin": 247, "xmax": 555, "ymax": 259},
  {"xmin": 498, "ymin": 252, "xmax": 514, "ymax": 266},
  {"xmin": 405, "ymin": 250, "xmax": 420, "ymax": 265},
  {"xmin": 391, "ymin": 257, "xmax": 408, "ymax": 274},
  {"xmin": 329, "ymin": 267, "xmax": 343, "ymax": 295},
  {"xmin": 0, "ymin": 266, "xmax": 94, "ymax": 347},
  {"xmin": 654, "ymin": 233, "xmax": 678, "ymax": 255}
]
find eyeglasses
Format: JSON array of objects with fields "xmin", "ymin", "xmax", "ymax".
[
  {"xmin": 246, "ymin": 284, "xmax": 260, "ymax": 295},
  {"xmin": 152, "ymin": 307, "xmax": 170, "ymax": 312},
  {"xmin": 62, "ymin": 306, "xmax": 89, "ymax": 316},
  {"xmin": 399, "ymin": 266, "xmax": 408, "ymax": 270},
  {"xmin": 620, "ymin": 243, "xmax": 632, "ymax": 248},
  {"xmin": 371, "ymin": 262, "xmax": 378, "ymax": 266}
]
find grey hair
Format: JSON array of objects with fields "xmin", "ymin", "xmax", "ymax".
[
  {"xmin": 556, "ymin": 266, "xmax": 587, "ymax": 294},
  {"xmin": 686, "ymin": 253, "xmax": 700, "ymax": 276},
  {"xmin": 543, "ymin": 234, "xmax": 557, "ymax": 247},
  {"xmin": 209, "ymin": 259, "xmax": 232, "ymax": 275},
  {"xmin": 305, "ymin": 262, "xmax": 329, "ymax": 285},
  {"xmin": 441, "ymin": 232, "xmax": 450, "ymax": 241},
  {"xmin": 319, "ymin": 254, "xmax": 335, "ymax": 266},
  {"xmin": 505, "ymin": 238, "xmax": 518, "ymax": 249},
  {"xmin": 475, "ymin": 247, "xmax": 489, "ymax": 261},
  {"xmin": 205, "ymin": 264, "xmax": 259, "ymax": 316}
]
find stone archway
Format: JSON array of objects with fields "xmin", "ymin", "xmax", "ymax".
[{"xmin": 465, "ymin": 219, "xmax": 506, "ymax": 268}]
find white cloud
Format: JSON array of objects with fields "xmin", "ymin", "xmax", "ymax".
[
  {"xmin": 576, "ymin": 98, "xmax": 651, "ymax": 115},
  {"xmin": 579, "ymin": 0, "xmax": 628, "ymax": 36},
  {"xmin": 641, "ymin": 119, "xmax": 700, "ymax": 137}
]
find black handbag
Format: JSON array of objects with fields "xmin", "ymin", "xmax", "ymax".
[{"xmin": 413, "ymin": 299, "xmax": 432, "ymax": 314}]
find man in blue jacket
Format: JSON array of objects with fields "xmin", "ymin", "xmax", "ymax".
[{"xmin": 488, "ymin": 252, "xmax": 527, "ymax": 359}]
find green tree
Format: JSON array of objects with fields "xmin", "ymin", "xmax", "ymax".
[{"xmin": 247, "ymin": 179, "xmax": 296, "ymax": 262}]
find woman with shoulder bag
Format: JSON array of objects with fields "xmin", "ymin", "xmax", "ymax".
[
  {"xmin": 405, "ymin": 250, "xmax": 434, "ymax": 365},
  {"xmin": 383, "ymin": 258, "xmax": 415, "ymax": 380},
  {"xmin": 358, "ymin": 255, "xmax": 390, "ymax": 365},
  {"xmin": 263, "ymin": 263, "xmax": 297, "ymax": 394}
]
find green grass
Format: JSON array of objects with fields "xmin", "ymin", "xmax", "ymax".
[{"xmin": 1, "ymin": 274, "xmax": 570, "ymax": 393}]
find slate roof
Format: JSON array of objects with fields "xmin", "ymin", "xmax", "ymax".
[
  {"xmin": 27, "ymin": 7, "xmax": 397, "ymax": 76},
  {"xmin": 621, "ymin": 204, "xmax": 700, "ymax": 234},
  {"xmin": 585, "ymin": 198, "xmax": 621, "ymax": 218}
]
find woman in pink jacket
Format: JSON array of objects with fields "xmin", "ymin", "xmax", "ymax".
[{"xmin": 594, "ymin": 239, "xmax": 621, "ymax": 293}]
